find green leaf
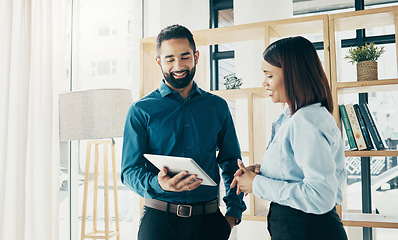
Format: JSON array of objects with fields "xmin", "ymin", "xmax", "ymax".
[{"xmin": 344, "ymin": 42, "xmax": 385, "ymax": 64}]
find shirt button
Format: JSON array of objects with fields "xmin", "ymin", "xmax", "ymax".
[{"xmin": 185, "ymin": 123, "xmax": 190, "ymax": 127}]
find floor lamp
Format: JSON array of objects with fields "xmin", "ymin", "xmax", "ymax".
[{"xmin": 59, "ymin": 89, "xmax": 132, "ymax": 240}]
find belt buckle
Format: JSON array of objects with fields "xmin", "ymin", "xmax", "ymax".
[{"xmin": 176, "ymin": 204, "xmax": 192, "ymax": 217}]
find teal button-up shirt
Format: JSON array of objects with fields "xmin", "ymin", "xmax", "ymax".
[{"xmin": 121, "ymin": 80, "xmax": 246, "ymax": 219}]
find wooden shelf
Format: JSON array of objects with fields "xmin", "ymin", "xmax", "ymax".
[
  {"xmin": 328, "ymin": 6, "xmax": 398, "ymax": 230},
  {"xmin": 336, "ymin": 78, "xmax": 398, "ymax": 94},
  {"xmin": 243, "ymin": 214, "xmax": 267, "ymax": 222},
  {"xmin": 345, "ymin": 150, "xmax": 398, "ymax": 157},
  {"xmin": 183, "ymin": 15, "xmax": 328, "ymax": 47},
  {"xmin": 329, "ymin": 7, "xmax": 397, "ymax": 31},
  {"xmin": 211, "ymin": 87, "xmax": 268, "ymax": 222},
  {"xmin": 210, "ymin": 87, "xmax": 268, "ymax": 100},
  {"xmin": 140, "ymin": 5, "xmax": 398, "ymax": 227},
  {"xmin": 241, "ymin": 151, "xmax": 250, "ymax": 157},
  {"xmin": 266, "ymin": 14, "xmax": 328, "ymax": 37},
  {"xmin": 342, "ymin": 213, "xmax": 398, "ymax": 228},
  {"xmin": 141, "ymin": 15, "xmax": 328, "ymax": 47}
]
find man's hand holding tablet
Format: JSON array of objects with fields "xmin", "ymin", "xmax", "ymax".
[{"xmin": 157, "ymin": 167, "xmax": 202, "ymax": 192}]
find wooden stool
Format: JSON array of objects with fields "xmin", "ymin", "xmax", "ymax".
[{"xmin": 81, "ymin": 139, "xmax": 120, "ymax": 240}]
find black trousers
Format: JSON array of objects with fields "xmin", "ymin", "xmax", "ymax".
[
  {"xmin": 137, "ymin": 206, "xmax": 231, "ymax": 240},
  {"xmin": 267, "ymin": 202, "xmax": 348, "ymax": 240}
]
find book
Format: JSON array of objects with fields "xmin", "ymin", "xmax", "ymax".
[
  {"xmin": 358, "ymin": 103, "xmax": 387, "ymax": 150},
  {"xmin": 339, "ymin": 105, "xmax": 357, "ymax": 150},
  {"xmin": 345, "ymin": 103, "xmax": 367, "ymax": 150},
  {"xmin": 353, "ymin": 104, "xmax": 374, "ymax": 150}
]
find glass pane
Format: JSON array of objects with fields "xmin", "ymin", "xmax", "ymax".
[
  {"xmin": 374, "ymin": 228, "xmax": 398, "ymax": 240},
  {"xmin": 59, "ymin": 142, "xmax": 70, "ymax": 240},
  {"xmin": 65, "ymin": 0, "xmax": 139, "ymax": 239},
  {"xmin": 294, "ymin": 0, "xmax": 398, "ymax": 16},
  {"xmin": 371, "ymin": 159, "xmax": 398, "ymax": 216},
  {"xmin": 368, "ymin": 91, "xmax": 398, "ymax": 140},
  {"xmin": 365, "ymin": 0, "xmax": 398, "ymax": 8},
  {"xmin": 219, "ymin": 58, "xmax": 236, "ymax": 90},
  {"xmin": 218, "ymin": 9, "xmax": 233, "ymax": 27},
  {"xmin": 293, "ymin": 0, "xmax": 354, "ymax": 15},
  {"xmin": 218, "ymin": 8, "xmax": 234, "ymax": 51},
  {"xmin": 72, "ymin": 0, "xmax": 134, "ymax": 91},
  {"xmin": 59, "ymin": 1, "xmax": 72, "ymax": 239}
]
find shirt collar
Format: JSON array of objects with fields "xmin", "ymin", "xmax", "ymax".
[
  {"xmin": 158, "ymin": 79, "xmax": 204, "ymax": 98},
  {"xmin": 283, "ymin": 105, "xmax": 292, "ymax": 117}
]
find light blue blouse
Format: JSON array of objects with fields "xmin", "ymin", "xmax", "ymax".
[{"xmin": 252, "ymin": 103, "xmax": 347, "ymax": 214}]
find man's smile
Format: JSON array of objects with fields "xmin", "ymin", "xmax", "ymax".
[{"xmin": 172, "ymin": 71, "xmax": 187, "ymax": 79}]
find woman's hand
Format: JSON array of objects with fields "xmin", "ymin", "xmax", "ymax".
[{"xmin": 231, "ymin": 159, "xmax": 259, "ymax": 195}]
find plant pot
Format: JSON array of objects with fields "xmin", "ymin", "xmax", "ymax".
[{"xmin": 357, "ymin": 60, "xmax": 378, "ymax": 81}]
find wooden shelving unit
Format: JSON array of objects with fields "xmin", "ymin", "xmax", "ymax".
[
  {"xmin": 343, "ymin": 213, "xmax": 398, "ymax": 228},
  {"xmin": 336, "ymin": 79, "xmax": 398, "ymax": 94},
  {"xmin": 329, "ymin": 6, "xmax": 398, "ymax": 229},
  {"xmin": 345, "ymin": 150, "xmax": 398, "ymax": 157},
  {"xmin": 211, "ymin": 87, "xmax": 268, "ymax": 220},
  {"xmin": 140, "ymin": 5, "xmax": 398, "ymax": 228},
  {"xmin": 329, "ymin": 6, "xmax": 398, "ymax": 122}
]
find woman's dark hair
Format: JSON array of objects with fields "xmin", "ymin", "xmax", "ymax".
[
  {"xmin": 156, "ymin": 24, "xmax": 196, "ymax": 55},
  {"xmin": 262, "ymin": 36, "xmax": 333, "ymax": 114}
]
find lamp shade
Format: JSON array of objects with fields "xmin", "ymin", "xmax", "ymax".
[{"xmin": 59, "ymin": 89, "xmax": 132, "ymax": 141}]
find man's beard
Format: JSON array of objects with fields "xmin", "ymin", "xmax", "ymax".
[{"xmin": 162, "ymin": 65, "xmax": 196, "ymax": 89}]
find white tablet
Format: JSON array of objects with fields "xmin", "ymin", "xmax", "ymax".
[{"xmin": 143, "ymin": 154, "xmax": 217, "ymax": 186}]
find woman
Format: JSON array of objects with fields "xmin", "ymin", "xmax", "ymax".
[{"xmin": 231, "ymin": 36, "xmax": 348, "ymax": 240}]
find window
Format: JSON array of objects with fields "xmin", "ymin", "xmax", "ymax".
[
  {"xmin": 60, "ymin": 1, "xmax": 139, "ymax": 239},
  {"xmin": 210, "ymin": 0, "xmax": 234, "ymax": 90},
  {"xmin": 96, "ymin": 22, "xmax": 117, "ymax": 37},
  {"xmin": 91, "ymin": 60, "xmax": 117, "ymax": 77}
]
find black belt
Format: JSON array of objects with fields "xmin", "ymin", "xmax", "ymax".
[{"xmin": 144, "ymin": 198, "xmax": 219, "ymax": 217}]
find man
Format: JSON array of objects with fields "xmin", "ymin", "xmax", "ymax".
[{"xmin": 121, "ymin": 24, "xmax": 246, "ymax": 240}]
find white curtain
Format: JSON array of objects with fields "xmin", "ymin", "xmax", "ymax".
[{"xmin": 0, "ymin": 0, "xmax": 68, "ymax": 239}]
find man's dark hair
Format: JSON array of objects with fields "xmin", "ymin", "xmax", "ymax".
[{"xmin": 156, "ymin": 24, "xmax": 196, "ymax": 55}]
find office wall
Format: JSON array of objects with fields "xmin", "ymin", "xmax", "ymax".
[{"xmin": 143, "ymin": 0, "xmax": 209, "ymax": 38}]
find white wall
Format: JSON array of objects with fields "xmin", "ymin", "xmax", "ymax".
[
  {"xmin": 144, "ymin": 0, "xmax": 209, "ymax": 38},
  {"xmin": 234, "ymin": 0, "xmax": 293, "ymax": 89}
]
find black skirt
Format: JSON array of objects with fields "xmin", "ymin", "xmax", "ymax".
[{"xmin": 267, "ymin": 202, "xmax": 348, "ymax": 240}]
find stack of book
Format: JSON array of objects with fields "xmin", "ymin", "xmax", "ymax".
[{"xmin": 339, "ymin": 103, "xmax": 387, "ymax": 151}]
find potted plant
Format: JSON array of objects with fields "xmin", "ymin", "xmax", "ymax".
[
  {"xmin": 344, "ymin": 42, "xmax": 385, "ymax": 81},
  {"xmin": 223, "ymin": 73, "xmax": 242, "ymax": 89}
]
